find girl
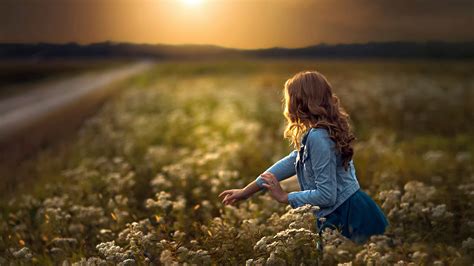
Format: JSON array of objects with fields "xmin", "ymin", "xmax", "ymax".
[{"xmin": 219, "ymin": 70, "xmax": 389, "ymax": 245}]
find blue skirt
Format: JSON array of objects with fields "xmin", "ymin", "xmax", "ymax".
[{"xmin": 316, "ymin": 189, "xmax": 389, "ymax": 245}]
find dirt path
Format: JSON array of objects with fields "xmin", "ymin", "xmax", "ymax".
[
  {"xmin": 0, "ymin": 61, "xmax": 153, "ymax": 141},
  {"xmin": 0, "ymin": 61, "xmax": 154, "ymax": 192}
]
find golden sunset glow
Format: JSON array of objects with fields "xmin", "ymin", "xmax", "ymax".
[
  {"xmin": 0, "ymin": 0, "xmax": 472, "ymax": 48},
  {"xmin": 182, "ymin": 0, "xmax": 203, "ymax": 7}
]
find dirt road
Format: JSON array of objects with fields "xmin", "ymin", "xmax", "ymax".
[
  {"xmin": 0, "ymin": 61, "xmax": 152, "ymax": 140},
  {"xmin": 0, "ymin": 61, "xmax": 153, "ymax": 176}
]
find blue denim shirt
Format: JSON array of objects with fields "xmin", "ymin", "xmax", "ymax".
[{"xmin": 255, "ymin": 127, "xmax": 360, "ymax": 218}]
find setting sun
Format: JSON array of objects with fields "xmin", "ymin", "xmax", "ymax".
[{"xmin": 182, "ymin": 0, "xmax": 202, "ymax": 7}]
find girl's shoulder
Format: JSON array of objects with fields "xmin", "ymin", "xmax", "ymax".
[
  {"xmin": 309, "ymin": 126, "xmax": 328, "ymax": 135},
  {"xmin": 306, "ymin": 127, "xmax": 334, "ymax": 147},
  {"xmin": 307, "ymin": 126, "xmax": 331, "ymax": 139}
]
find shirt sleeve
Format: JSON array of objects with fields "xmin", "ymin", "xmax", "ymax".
[
  {"xmin": 287, "ymin": 130, "xmax": 337, "ymax": 209},
  {"xmin": 255, "ymin": 149, "xmax": 298, "ymax": 190}
]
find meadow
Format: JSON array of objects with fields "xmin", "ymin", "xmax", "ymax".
[{"xmin": 1, "ymin": 59, "xmax": 473, "ymax": 265}]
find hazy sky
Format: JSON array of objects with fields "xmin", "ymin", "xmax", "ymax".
[{"xmin": 0, "ymin": 0, "xmax": 473, "ymax": 49}]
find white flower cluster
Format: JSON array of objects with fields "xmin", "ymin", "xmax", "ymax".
[
  {"xmin": 250, "ymin": 204, "xmax": 320, "ymax": 265},
  {"xmin": 12, "ymin": 247, "xmax": 33, "ymax": 261},
  {"xmin": 145, "ymin": 191, "xmax": 174, "ymax": 213},
  {"xmin": 70, "ymin": 205, "xmax": 107, "ymax": 225},
  {"xmin": 96, "ymin": 240, "xmax": 134, "ymax": 263},
  {"xmin": 353, "ymin": 235, "xmax": 400, "ymax": 264},
  {"xmin": 378, "ymin": 181, "xmax": 454, "ymax": 236},
  {"xmin": 318, "ymin": 227, "xmax": 358, "ymax": 264}
]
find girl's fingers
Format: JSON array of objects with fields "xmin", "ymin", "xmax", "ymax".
[
  {"xmin": 262, "ymin": 172, "xmax": 276, "ymax": 179},
  {"xmin": 261, "ymin": 175, "xmax": 276, "ymax": 185},
  {"xmin": 260, "ymin": 175, "xmax": 271, "ymax": 183},
  {"xmin": 219, "ymin": 190, "xmax": 231, "ymax": 198},
  {"xmin": 267, "ymin": 173, "xmax": 277, "ymax": 182},
  {"xmin": 261, "ymin": 173, "xmax": 277, "ymax": 183},
  {"xmin": 224, "ymin": 197, "xmax": 237, "ymax": 206},
  {"xmin": 224, "ymin": 194, "xmax": 229, "ymax": 201},
  {"xmin": 260, "ymin": 173, "xmax": 270, "ymax": 178},
  {"xmin": 223, "ymin": 197, "xmax": 231, "ymax": 205},
  {"xmin": 222, "ymin": 193, "xmax": 237, "ymax": 205}
]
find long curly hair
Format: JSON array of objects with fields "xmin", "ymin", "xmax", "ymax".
[{"xmin": 282, "ymin": 70, "xmax": 356, "ymax": 171}]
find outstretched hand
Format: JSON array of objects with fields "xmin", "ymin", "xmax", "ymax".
[
  {"xmin": 219, "ymin": 189, "xmax": 247, "ymax": 206},
  {"xmin": 259, "ymin": 172, "xmax": 289, "ymax": 204}
]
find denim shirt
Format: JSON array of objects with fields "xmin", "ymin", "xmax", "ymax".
[{"xmin": 255, "ymin": 127, "xmax": 360, "ymax": 218}]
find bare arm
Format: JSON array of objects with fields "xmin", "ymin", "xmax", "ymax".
[
  {"xmin": 241, "ymin": 180, "xmax": 265, "ymax": 199},
  {"xmin": 219, "ymin": 149, "xmax": 297, "ymax": 206}
]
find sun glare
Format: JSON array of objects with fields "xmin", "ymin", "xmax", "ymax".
[{"xmin": 182, "ymin": 0, "xmax": 202, "ymax": 7}]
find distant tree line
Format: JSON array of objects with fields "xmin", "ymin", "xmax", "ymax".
[{"xmin": 0, "ymin": 41, "xmax": 473, "ymax": 60}]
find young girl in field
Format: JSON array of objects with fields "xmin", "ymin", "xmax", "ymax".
[{"xmin": 219, "ymin": 70, "xmax": 389, "ymax": 245}]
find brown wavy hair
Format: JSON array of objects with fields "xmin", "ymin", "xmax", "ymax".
[{"xmin": 282, "ymin": 70, "xmax": 356, "ymax": 171}]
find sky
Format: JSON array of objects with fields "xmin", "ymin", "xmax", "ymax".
[{"xmin": 0, "ymin": 0, "xmax": 473, "ymax": 49}]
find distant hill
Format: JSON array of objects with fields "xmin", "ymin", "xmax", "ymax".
[{"xmin": 0, "ymin": 41, "xmax": 473, "ymax": 60}]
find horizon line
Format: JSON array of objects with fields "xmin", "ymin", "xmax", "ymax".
[{"xmin": 1, "ymin": 39, "xmax": 473, "ymax": 51}]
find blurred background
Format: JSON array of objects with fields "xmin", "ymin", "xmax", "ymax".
[{"xmin": 0, "ymin": 0, "xmax": 473, "ymax": 264}]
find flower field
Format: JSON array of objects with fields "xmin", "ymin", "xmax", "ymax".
[{"xmin": 1, "ymin": 59, "xmax": 473, "ymax": 265}]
